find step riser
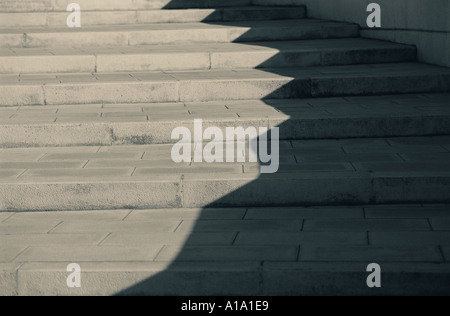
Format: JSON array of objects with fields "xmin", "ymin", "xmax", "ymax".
[
  {"xmin": 0, "ymin": 48, "xmax": 416, "ymax": 74},
  {"xmin": 0, "ymin": 23, "xmax": 359, "ymax": 48},
  {"xmin": 0, "ymin": 0, "xmax": 253, "ymax": 12},
  {"xmin": 0, "ymin": 7, "xmax": 306, "ymax": 27},
  {"xmin": 5, "ymin": 263, "xmax": 450, "ymax": 296},
  {"xmin": 2, "ymin": 2, "xmax": 449, "ymax": 297},
  {"xmin": 2, "ymin": 115, "xmax": 450, "ymax": 147},
  {"xmin": 1, "ymin": 74, "xmax": 448, "ymax": 106},
  {"xmin": 1, "ymin": 174, "xmax": 450, "ymax": 211}
]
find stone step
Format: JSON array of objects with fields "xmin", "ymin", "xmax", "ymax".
[
  {"xmin": 0, "ymin": 94, "xmax": 449, "ymax": 147},
  {"xmin": 0, "ymin": 19, "xmax": 359, "ymax": 48},
  {"xmin": 0, "ymin": 0, "xmax": 254, "ymax": 12},
  {"xmin": 3, "ymin": 262, "xmax": 448, "ymax": 295},
  {"xmin": 1, "ymin": 63, "xmax": 449, "ymax": 106},
  {"xmin": 0, "ymin": 6, "xmax": 306, "ymax": 27},
  {"xmin": 0, "ymin": 39, "xmax": 416, "ymax": 74},
  {"xmin": 1, "ymin": 136, "xmax": 450, "ymax": 211},
  {"xmin": 1, "ymin": 204, "xmax": 450, "ymax": 295}
]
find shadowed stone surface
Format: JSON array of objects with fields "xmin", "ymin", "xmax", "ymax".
[{"xmin": 0, "ymin": 0, "xmax": 449, "ymax": 296}]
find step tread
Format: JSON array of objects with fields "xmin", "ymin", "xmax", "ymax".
[
  {"xmin": 0, "ymin": 38, "xmax": 417, "ymax": 74},
  {"xmin": 0, "ymin": 5, "xmax": 304, "ymax": 14},
  {"xmin": 0, "ymin": 38, "xmax": 415, "ymax": 57},
  {"xmin": 0, "ymin": 0, "xmax": 256, "ymax": 12},
  {"xmin": 2, "ymin": 63, "xmax": 449, "ymax": 85},
  {"xmin": 0, "ymin": 133, "xmax": 449, "ymax": 207},
  {"xmin": 0, "ymin": 93, "xmax": 448, "ymax": 125},
  {"xmin": 0, "ymin": 6, "xmax": 307, "ymax": 27},
  {"xmin": 1, "ymin": 135, "xmax": 450, "ymax": 182},
  {"xmin": 2, "ymin": 93, "xmax": 449, "ymax": 146},
  {"xmin": 2, "ymin": 261, "xmax": 450, "ymax": 295},
  {"xmin": 0, "ymin": 18, "xmax": 360, "ymax": 48},
  {"xmin": 1, "ymin": 2, "xmax": 448, "ymax": 298},
  {"xmin": 1, "ymin": 63, "xmax": 448, "ymax": 107},
  {"xmin": 0, "ymin": 18, "xmax": 342, "ymax": 33},
  {"xmin": 2, "ymin": 204, "xmax": 450, "ymax": 295}
]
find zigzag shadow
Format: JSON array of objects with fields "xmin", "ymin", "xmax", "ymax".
[{"xmin": 117, "ymin": 1, "xmax": 365, "ymax": 296}]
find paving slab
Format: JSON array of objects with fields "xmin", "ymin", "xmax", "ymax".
[
  {"xmin": 156, "ymin": 245, "xmax": 299, "ymax": 262},
  {"xmin": 430, "ymin": 218, "xmax": 450, "ymax": 231},
  {"xmin": 125, "ymin": 208, "xmax": 247, "ymax": 221},
  {"xmin": 0, "ymin": 179, "xmax": 183, "ymax": 211},
  {"xmin": 369, "ymin": 232, "xmax": 450, "ymax": 246},
  {"xmin": 0, "ymin": 220, "xmax": 63, "ymax": 235},
  {"xmin": 235, "ymin": 231, "xmax": 367, "ymax": 246},
  {"xmin": 15, "ymin": 245, "xmax": 163, "ymax": 262},
  {"xmin": 0, "ymin": 170, "xmax": 25, "ymax": 179},
  {"xmin": 365, "ymin": 204, "xmax": 450, "ymax": 218},
  {"xmin": 244, "ymin": 206, "xmax": 364, "ymax": 219},
  {"xmin": 0, "ymin": 233, "xmax": 106, "ymax": 247},
  {"xmin": 51, "ymin": 220, "xmax": 183, "ymax": 234},
  {"xmin": 262, "ymin": 262, "xmax": 450, "ymax": 296},
  {"xmin": 0, "ymin": 246, "xmax": 27, "ymax": 263},
  {"xmin": 176, "ymin": 219, "xmax": 302, "ymax": 233},
  {"xmin": 102, "ymin": 232, "xmax": 237, "ymax": 246},
  {"xmin": 5, "ymin": 209, "xmax": 131, "ymax": 222},
  {"xmin": 303, "ymin": 219, "xmax": 431, "ymax": 232},
  {"xmin": 0, "ymin": 212, "xmax": 13, "ymax": 222},
  {"xmin": 19, "ymin": 168, "xmax": 135, "ymax": 178},
  {"xmin": 298, "ymin": 245, "xmax": 443, "ymax": 262}
]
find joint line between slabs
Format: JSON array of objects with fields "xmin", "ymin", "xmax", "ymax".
[
  {"xmin": 153, "ymin": 245, "xmax": 166, "ymax": 262},
  {"xmin": 81, "ymin": 160, "xmax": 90, "ymax": 169},
  {"xmin": 121, "ymin": 210, "xmax": 133, "ymax": 221},
  {"xmin": 427, "ymin": 218, "xmax": 434, "ymax": 231},
  {"xmin": 173, "ymin": 220, "xmax": 183, "ymax": 233},
  {"xmin": 231, "ymin": 232, "xmax": 239, "ymax": 245},
  {"xmin": 396, "ymin": 153, "xmax": 407, "ymax": 162},
  {"xmin": 1, "ymin": 212, "xmax": 17, "ymax": 223},
  {"xmin": 242, "ymin": 208, "xmax": 249, "ymax": 220},
  {"xmin": 47, "ymin": 221, "xmax": 64, "ymax": 234},
  {"xmin": 16, "ymin": 169, "xmax": 28, "ymax": 179},
  {"xmin": 9, "ymin": 246, "xmax": 29, "ymax": 263},
  {"xmin": 384, "ymin": 138, "xmax": 393, "ymax": 147},
  {"xmin": 180, "ymin": 174, "xmax": 185, "ymax": 207},
  {"xmin": 438, "ymin": 245, "xmax": 447, "ymax": 262},
  {"xmin": 36, "ymin": 153, "xmax": 47, "ymax": 162},
  {"xmin": 14, "ymin": 262, "xmax": 24, "ymax": 292},
  {"xmin": 97, "ymin": 232, "xmax": 112, "ymax": 246},
  {"xmin": 296, "ymin": 245, "xmax": 301, "ymax": 262}
]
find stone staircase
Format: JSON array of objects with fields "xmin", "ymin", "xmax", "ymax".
[{"xmin": 1, "ymin": 0, "xmax": 450, "ymax": 296}]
